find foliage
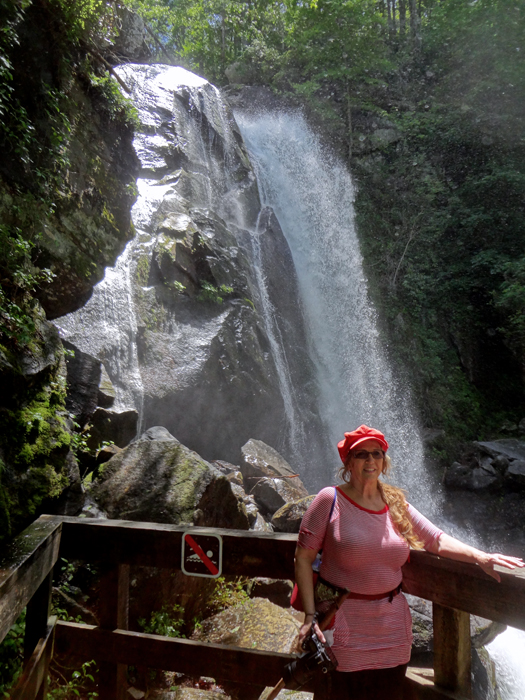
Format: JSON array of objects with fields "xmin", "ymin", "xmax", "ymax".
[
  {"xmin": 0, "ymin": 610, "xmax": 25, "ymax": 697},
  {"xmin": 204, "ymin": 576, "xmax": 249, "ymax": 616},
  {"xmin": 138, "ymin": 604, "xmax": 185, "ymax": 637},
  {"xmin": 47, "ymin": 660, "xmax": 98, "ymax": 699},
  {"xmin": 197, "ymin": 281, "xmax": 233, "ymax": 303},
  {"xmin": 353, "ymin": 0, "xmax": 525, "ymax": 440}
]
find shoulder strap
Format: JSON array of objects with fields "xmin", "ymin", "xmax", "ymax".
[{"xmin": 328, "ymin": 486, "xmax": 337, "ymax": 521}]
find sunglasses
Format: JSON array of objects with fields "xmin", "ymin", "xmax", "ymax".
[{"xmin": 352, "ymin": 450, "xmax": 384, "ymax": 460}]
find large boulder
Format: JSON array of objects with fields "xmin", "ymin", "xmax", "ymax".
[
  {"xmin": 443, "ymin": 462, "xmax": 500, "ymax": 491},
  {"xmin": 272, "ymin": 496, "xmax": 315, "ymax": 533},
  {"xmin": 192, "ymin": 597, "xmax": 300, "ymax": 654},
  {"xmin": 251, "ymin": 477, "xmax": 308, "ymax": 516},
  {"xmin": 443, "ymin": 439, "xmax": 525, "ymax": 492},
  {"xmin": 91, "ymin": 429, "xmax": 250, "ymax": 528},
  {"xmin": 240, "ymin": 440, "xmax": 308, "ymax": 496}
]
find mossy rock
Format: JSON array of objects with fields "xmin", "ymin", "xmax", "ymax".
[
  {"xmin": 192, "ymin": 597, "xmax": 300, "ymax": 654},
  {"xmin": 92, "ymin": 431, "xmax": 250, "ymax": 529}
]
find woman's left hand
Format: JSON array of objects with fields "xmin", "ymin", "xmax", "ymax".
[{"xmin": 477, "ymin": 553, "xmax": 525, "ymax": 582}]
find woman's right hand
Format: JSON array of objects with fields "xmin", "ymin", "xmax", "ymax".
[{"xmin": 297, "ymin": 617, "xmax": 325, "ymax": 651}]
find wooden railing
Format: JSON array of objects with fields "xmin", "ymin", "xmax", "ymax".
[{"xmin": 1, "ymin": 514, "xmax": 525, "ymax": 700}]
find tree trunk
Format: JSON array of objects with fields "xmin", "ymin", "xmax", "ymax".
[
  {"xmin": 387, "ymin": 0, "xmax": 393, "ymax": 34},
  {"xmin": 399, "ymin": 0, "xmax": 406, "ymax": 35},
  {"xmin": 392, "ymin": 0, "xmax": 397, "ymax": 33},
  {"xmin": 409, "ymin": 0, "xmax": 421, "ymax": 47}
]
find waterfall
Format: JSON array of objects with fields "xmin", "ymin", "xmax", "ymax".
[{"xmin": 235, "ymin": 110, "xmax": 438, "ymax": 508}]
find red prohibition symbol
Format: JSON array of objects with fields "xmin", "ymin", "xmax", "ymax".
[{"xmin": 181, "ymin": 531, "xmax": 223, "ymax": 578}]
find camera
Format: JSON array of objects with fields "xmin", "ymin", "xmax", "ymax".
[{"xmin": 282, "ymin": 629, "xmax": 338, "ymax": 690}]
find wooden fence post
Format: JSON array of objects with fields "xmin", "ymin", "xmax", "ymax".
[
  {"xmin": 433, "ymin": 603, "xmax": 471, "ymax": 698},
  {"xmin": 24, "ymin": 571, "xmax": 53, "ymax": 700},
  {"xmin": 98, "ymin": 563, "xmax": 129, "ymax": 700}
]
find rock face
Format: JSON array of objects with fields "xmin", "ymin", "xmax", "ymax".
[
  {"xmin": 444, "ymin": 439, "xmax": 525, "ymax": 492},
  {"xmin": 92, "ymin": 427, "xmax": 250, "ymax": 529},
  {"xmin": 58, "ymin": 64, "xmax": 319, "ymax": 472}
]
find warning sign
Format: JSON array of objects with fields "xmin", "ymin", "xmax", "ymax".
[{"xmin": 181, "ymin": 531, "xmax": 223, "ymax": 578}]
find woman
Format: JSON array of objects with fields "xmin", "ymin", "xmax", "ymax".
[{"xmin": 295, "ymin": 425, "xmax": 524, "ymax": 700}]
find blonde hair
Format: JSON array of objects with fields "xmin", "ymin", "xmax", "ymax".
[{"xmin": 340, "ymin": 453, "xmax": 424, "ymax": 550}]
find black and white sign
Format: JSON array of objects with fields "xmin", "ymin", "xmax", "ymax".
[{"xmin": 181, "ymin": 531, "xmax": 223, "ymax": 578}]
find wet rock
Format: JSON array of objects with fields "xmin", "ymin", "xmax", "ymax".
[
  {"xmin": 46, "ymin": 450, "xmax": 85, "ymax": 516},
  {"xmin": 506, "ymin": 460, "xmax": 525, "ymax": 488},
  {"xmin": 96, "ymin": 444, "xmax": 122, "ymax": 465},
  {"xmin": 140, "ymin": 426, "xmax": 177, "ymax": 441},
  {"xmin": 92, "ymin": 434, "xmax": 250, "ymax": 528},
  {"xmin": 97, "ymin": 365, "xmax": 116, "ymax": 408},
  {"xmin": 471, "ymin": 617, "xmax": 507, "ymax": 648},
  {"xmin": 472, "ymin": 647, "xmax": 498, "ymax": 700},
  {"xmin": 406, "ymin": 595, "xmax": 433, "ymax": 658},
  {"xmin": 88, "ymin": 407, "xmax": 138, "ymax": 449},
  {"xmin": 491, "ymin": 454, "xmax": 509, "ymax": 473},
  {"xmin": 192, "ymin": 597, "xmax": 300, "ymax": 653},
  {"xmin": 444, "ymin": 462, "xmax": 474, "ymax": 490},
  {"xmin": 247, "ymin": 578, "xmax": 293, "ymax": 608},
  {"xmin": 251, "ymin": 477, "xmax": 308, "ymax": 516},
  {"xmin": 155, "ymin": 690, "xmax": 230, "ymax": 700},
  {"xmin": 63, "ymin": 340, "xmax": 101, "ymax": 428},
  {"xmin": 259, "ymin": 690, "xmax": 312, "ymax": 700},
  {"xmin": 243, "ymin": 497, "xmax": 259, "ymax": 526},
  {"xmin": 251, "ymin": 513, "xmax": 273, "ymax": 532},
  {"xmin": 272, "ymin": 496, "xmax": 316, "ymax": 533},
  {"xmin": 240, "ymin": 440, "xmax": 308, "ymax": 495},
  {"xmin": 80, "ymin": 494, "xmax": 107, "ymax": 519},
  {"xmin": 475, "ymin": 439, "xmax": 525, "ymax": 462},
  {"xmin": 443, "ymin": 462, "xmax": 500, "ymax": 491},
  {"xmin": 19, "ymin": 314, "xmax": 63, "ymax": 378}
]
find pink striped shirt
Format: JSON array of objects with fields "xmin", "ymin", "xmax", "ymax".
[{"xmin": 297, "ymin": 486, "xmax": 443, "ymax": 672}]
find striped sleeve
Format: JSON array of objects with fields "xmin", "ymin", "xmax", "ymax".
[
  {"xmin": 297, "ymin": 487, "xmax": 335, "ymax": 551},
  {"xmin": 407, "ymin": 503, "xmax": 443, "ymax": 549}
]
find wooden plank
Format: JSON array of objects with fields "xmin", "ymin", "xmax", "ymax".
[
  {"xmin": 0, "ymin": 517, "xmax": 62, "ymax": 645},
  {"xmin": 406, "ymin": 668, "xmax": 469, "ymax": 700},
  {"xmin": 98, "ymin": 564, "xmax": 130, "ymax": 700},
  {"xmin": 10, "ymin": 616, "xmax": 56, "ymax": 700},
  {"xmin": 52, "ymin": 516, "xmax": 297, "ymax": 579},
  {"xmin": 55, "ymin": 622, "xmax": 299, "ymax": 688},
  {"xmin": 432, "ymin": 604, "xmax": 471, "ymax": 697},
  {"xmin": 402, "ymin": 550, "xmax": 525, "ymax": 630}
]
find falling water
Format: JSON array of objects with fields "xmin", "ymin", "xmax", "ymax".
[
  {"xmin": 236, "ymin": 110, "xmax": 438, "ymax": 509},
  {"xmin": 250, "ymin": 209, "xmax": 304, "ymax": 452}
]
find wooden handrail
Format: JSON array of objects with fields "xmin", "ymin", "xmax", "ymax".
[
  {"xmin": 48, "ymin": 514, "xmax": 525, "ymax": 630},
  {"xmin": 0, "ymin": 517, "xmax": 61, "ymax": 645},
  {"xmin": 2, "ymin": 514, "xmax": 525, "ymax": 700}
]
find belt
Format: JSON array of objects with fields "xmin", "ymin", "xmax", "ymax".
[{"xmin": 317, "ymin": 576, "xmax": 403, "ymax": 604}]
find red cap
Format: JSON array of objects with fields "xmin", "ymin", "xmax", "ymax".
[{"xmin": 337, "ymin": 425, "xmax": 389, "ymax": 464}]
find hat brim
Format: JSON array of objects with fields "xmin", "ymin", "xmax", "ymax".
[{"xmin": 350, "ymin": 436, "xmax": 388, "ymax": 452}]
